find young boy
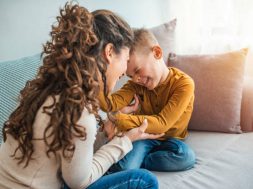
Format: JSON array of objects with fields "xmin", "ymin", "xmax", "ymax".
[{"xmin": 99, "ymin": 28, "xmax": 196, "ymax": 172}]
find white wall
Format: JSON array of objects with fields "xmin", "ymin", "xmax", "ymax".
[{"xmin": 0, "ymin": 0, "xmax": 170, "ymax": 62}]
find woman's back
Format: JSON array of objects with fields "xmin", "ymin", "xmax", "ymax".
[{"xmin": 0, "ymin": 96, "xmax": 97, "ymax": 189}]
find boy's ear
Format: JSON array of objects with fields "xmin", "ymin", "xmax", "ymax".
[
  {"xmin": 152, "ymin": 46, "xmax": 163, "ymax": 59},
  {"xmin": 104, "ymin": 43, "xmax": 114, "ymax": 64}
]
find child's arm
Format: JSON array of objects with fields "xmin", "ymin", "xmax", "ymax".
[
  {"xmin": 113, "ymin": 78, "xmax": 195, "ymax": 134},
  {"xmin": 98, "ymin": 80, "xmax": 137, "ymax": 112}
]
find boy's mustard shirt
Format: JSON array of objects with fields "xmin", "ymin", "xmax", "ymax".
[{"xmin": 99, "ymin": 67, "xmax": 195, "ymax": 140}]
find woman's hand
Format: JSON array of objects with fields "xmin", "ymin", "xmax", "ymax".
[
  {"xmin": 124, "ymin": 119, "xmax": 165, "ymax": 142},
  {"xmin": 120, "ymin": 94, "xmax": 139, "ymax": 114},
  {"xmin": 103, "ymin": 119, "xmax": 115, "ymax": 141}
]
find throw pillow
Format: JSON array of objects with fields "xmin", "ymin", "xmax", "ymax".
[
  {"xmin": 168, "ymin": 48, "xmax": 248, "ymax": 133},
  {"xmin": 241, "ymin": 76, "xmax": 253, "ymax": 132},
  {"xmin": 149, "ymin": 18, "xmax": 177, "ymax": 62}
]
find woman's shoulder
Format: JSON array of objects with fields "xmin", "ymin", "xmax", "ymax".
[
  {"xmin": 78, "ymin": 108, "xmax": 96, "ymax": 125},
  {"xmin": 45, "ymin": 95, "xmax": 97, "ymax": 129},
  {"xmin": 34, "ymin": 95, "xmax": 97, "ymax": 139},
  {"xmin": 77, "ymin": 106, "xmax": 97, "ymax": 135}
]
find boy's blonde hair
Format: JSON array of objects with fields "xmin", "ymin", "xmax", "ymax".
[{"xmin": 130, "ymin": 28, "xmax": 159, "ymax": 55}]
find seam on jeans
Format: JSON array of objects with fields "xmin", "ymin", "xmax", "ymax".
[{"xmin": 109, "ymin": 178, "xmax": 147, "ymax": 189}]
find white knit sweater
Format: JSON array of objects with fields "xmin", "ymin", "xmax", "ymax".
[{"xmin": 0, "ymin": 96, "xmax": 132, "ymax": 189}]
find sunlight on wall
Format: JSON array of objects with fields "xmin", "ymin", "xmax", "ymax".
[
  {"xmin": 167, "ymin": 0, "xmax": 253, "ymax": 76},
  {"xmin": 167, "ymin": 0, "xmax": 253, "ymax": 54}
]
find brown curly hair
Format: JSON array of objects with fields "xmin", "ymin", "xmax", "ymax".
[{"xmin": 3, "ymin": 2, "xmax": 133, "ymax": 167}]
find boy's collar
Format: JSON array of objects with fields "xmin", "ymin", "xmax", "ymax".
[{"xmin": 155, "ymin": 67, "xmax": 171, "ymax": 88}]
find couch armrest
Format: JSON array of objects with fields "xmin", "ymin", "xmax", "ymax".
[{"xmin": 241, "ymin": 76, "xmax": 253, "ymax": 132}]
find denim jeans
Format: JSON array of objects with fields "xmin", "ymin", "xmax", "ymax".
[
  {"xmin": 108, "ymin": 138, "xmax": 196, "ymax": 173},
  {"xmin": 64, "ymin": 169, "xmax": 158, "ymax": 189}
]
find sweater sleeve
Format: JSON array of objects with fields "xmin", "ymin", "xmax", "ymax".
[
  {"xmin": 61, "ymin": 109, "xmax": 133, "ymax": 189},
  {"xmin": 93, "ymin": 131, "xmax": 108, "ymax": 153},
  {"xmin": 114, "ymin": 78, "xmax": 195, "ymax": 134},
  {"xmin": 98, "ymin": 81, "xmax": 136, "ymax": 112}
]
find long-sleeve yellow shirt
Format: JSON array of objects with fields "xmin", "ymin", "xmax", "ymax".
[{"xmin": 99, "ymin": 67, "xmax": 195, "ymax": 140}]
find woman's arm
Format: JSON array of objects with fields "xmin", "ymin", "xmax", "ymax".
[{"xmin": 60, "ymin": 109, "xmax": 133, "ymax": 189}]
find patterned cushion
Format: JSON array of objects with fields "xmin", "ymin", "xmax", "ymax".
[{"xmin": 0, "ymin": 54, "xmax": 41, "ymax": 143}]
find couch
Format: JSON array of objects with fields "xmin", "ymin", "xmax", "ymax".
[{"xmin": 1, "ymin": 24, "xmax": 253, "ymax": 188}]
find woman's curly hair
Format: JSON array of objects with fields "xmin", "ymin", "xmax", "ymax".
[{"xmin": 2, "ymin": 2, "xmax": 133, "ymax": 167}]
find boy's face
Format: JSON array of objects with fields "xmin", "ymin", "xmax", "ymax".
[{"xmin": 126, "ymin": 50, "xmax": 162, "ymax": 90}]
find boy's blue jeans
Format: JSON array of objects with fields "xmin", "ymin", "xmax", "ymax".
[{"xmin": 108, "ymin": 138, "xmax": 196, "ymax": 173}]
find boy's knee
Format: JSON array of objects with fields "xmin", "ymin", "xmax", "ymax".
[
  {"xmin": 185, "ymin": 148, "xmax": 196, "ymax": 169},
  {"xmin": 176, "ymin": 147, "xmax": 196, "ymax": 171},
  {"xmin": 143, "ymin": 147, "xmax": 196, "ymax": 172}
]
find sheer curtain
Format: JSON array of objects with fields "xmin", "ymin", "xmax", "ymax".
[{"xmin": 168, "ymin": 0, "xmax": 253, "ymax": 54}]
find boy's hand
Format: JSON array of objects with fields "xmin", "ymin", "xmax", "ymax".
[
  {"xmin": 125, "ymin": 119, "xmax": 165, "ymax": 142},
  {"xmin": 103, "ymin": 119, "xmax": 115, "ymax": 141},
  {"xmin": 120, "ymin": 94, "xmax": 139, "ymax": 114}
]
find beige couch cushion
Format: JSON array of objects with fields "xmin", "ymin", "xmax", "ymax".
[
  {"xmin": 168, "ymin": 49, "xmax": 248, "ymax": 133},
  {"xmin": 155, "ymin": 131, "xmax": 253, "ymax": 189},
  {"xmin": 241, "ymin": 76, "xmax": 253, "ymax": 131}
]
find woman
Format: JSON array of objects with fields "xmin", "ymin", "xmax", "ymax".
[{"xmin": 0, "ymin": 3, "xmax": 163, "ymax": 189}]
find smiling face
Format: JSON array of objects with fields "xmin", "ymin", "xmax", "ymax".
[
  {"xmin": 127, "ymin": 50, "xmax": 162, "ymax": 90},
  {"xmin": 105, "ymin": 46, "xmax": 130, "ymax": 92},
  {"xmin": 126, "ymin": 28, "xmax": 168, "ymax": 90}
]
